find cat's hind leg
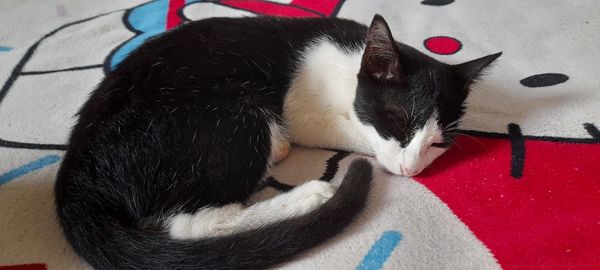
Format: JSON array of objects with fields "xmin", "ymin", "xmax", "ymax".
[{"xmin": 167, "ymin": 180, "xmax": 335, "ymax": 239}]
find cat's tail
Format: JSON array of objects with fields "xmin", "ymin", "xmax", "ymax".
[{"xmin": 59, "ymin": 158, "xmax": 372, "ymax": 270}]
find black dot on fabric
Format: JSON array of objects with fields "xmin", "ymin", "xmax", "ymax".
[
  {"xmin": 520, "ymin": 73, "xmax": 569, "ymax": 88},
  {"xmin": 421, "ymin": 0, "xmax": 455, "ymax": 6}
]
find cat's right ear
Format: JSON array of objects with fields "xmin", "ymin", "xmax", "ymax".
[
  {"xmin": 361, "ymin": 14, "xmax": 401, "ymax": 81},
  {"xmin": 453, "ymin": 52, "xmax": 502, "ymax": 87}
]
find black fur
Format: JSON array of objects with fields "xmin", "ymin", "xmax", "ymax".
[
  {"xmin": 55, "ymin": 16, "xmax": 373, "ymax": 270},
  {"xmin": 355, "ymin": 15, "xmax": 501, "ymax": 147},
  {"xmin": 55, "ymin": 15, "xmax": 498, "ymax": 270}
]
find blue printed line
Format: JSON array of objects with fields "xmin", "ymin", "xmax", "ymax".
[
  {"xmin": 110, "ymin": 0, "xmax": 202, "ymax": 69},
  {"xmin": 110, "ymin": 0, "xmax": 169, "ymax": 69},
  {"xmin": 0, "ymin": 154, "xmax": 61, "ymax": 185},
  {"xmin": 0, "ymin": 46, "xmax": 13, "ymax": 52},
  {"xmin": 356, "ymin": 230, "xmax": 403, "ymax": 270}
]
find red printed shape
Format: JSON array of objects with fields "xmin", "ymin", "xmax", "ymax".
[
  {"xmin": 220, "ymin": 0, "xmax": 343, "ymax": 17},
  {"xmin": 166, "ymin": 0, "xmax": 186, "ymax": 29},
  {"xmin": 221, "ymin": 0, "xmax": 319, "ymax": 17},
  {"xmin": 290, "ymin": 0, "xmax": 344, "ymax": 16},
  {"xmin": 415, "ymin": 136, "xmax": 600, "ymax": 269},
  {"xmin": 0, "ymin": 264, "xmax": 47, "ymax": 270},
  {"xmin": 424, "ymin": 36, "xmax": 462, "ymax": 55}
]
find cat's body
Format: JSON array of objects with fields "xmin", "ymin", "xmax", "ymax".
[{"xmin": 55, "ymin": 15, "xmax": 499, "ymax": 270}]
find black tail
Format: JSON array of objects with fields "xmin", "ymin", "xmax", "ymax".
[{"xmin": 59, "ymin": 159, "xmax": 373, "ymax": 270}]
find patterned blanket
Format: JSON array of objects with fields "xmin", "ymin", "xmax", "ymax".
[{"xmin": 1, "ymin": 1, "xmax": 598, "ymax": 269}]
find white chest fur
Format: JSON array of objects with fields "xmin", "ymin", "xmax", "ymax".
[{"xmin": 283, "ymin": 39, "xmax": 373, "ymax": 154}]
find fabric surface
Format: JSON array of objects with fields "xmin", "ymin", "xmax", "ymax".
[{"xmin": 1, "ymin": 1, "xmax": 599, "ymax": 269}]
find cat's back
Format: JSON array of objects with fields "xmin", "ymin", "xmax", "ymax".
[
  {"xmin": 175, "ymin": 16, "xmax": 368, "ymax": 50},
  {"xmin": 115, "ymin": 16, "xmax": 368, "ymax": 77},
  {"xmin": 75, "ymin": 17, "xmax": 368, "ymax": 139},
  {"xmin": 93, "ymin": 17, "xmax": 367, "ymax": 111}
]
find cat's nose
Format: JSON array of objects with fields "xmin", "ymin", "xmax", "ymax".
[{"xmin": 401, "ymin": 166, "xmax": 417, "ymax": 177}]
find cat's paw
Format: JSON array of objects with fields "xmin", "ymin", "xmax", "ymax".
[
  {"xmin": 282, "ymin": 180, "xmax": 335, "ymax": 215},
  {"xmin": 169, "ymin": 204, "xmax": 243, "ymax": 239},
  {"xmin": 272, "ymin": 139, "xmax": 291, "ymax": 163}
]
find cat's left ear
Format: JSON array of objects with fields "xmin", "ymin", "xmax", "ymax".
[
  {"xmin": 453, "ymin": 52, "xmax": 502, "ymax": 87},
  {"xmin": 361, "ymin": 14, "xmax": 401, "ymax": 81}
]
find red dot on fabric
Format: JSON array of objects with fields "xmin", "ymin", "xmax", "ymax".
[{"xmin": 423, "ymin": 36, "xmax": 462, "ymax": 55}]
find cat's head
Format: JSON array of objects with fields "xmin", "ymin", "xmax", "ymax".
[{"xmin": 354, "ymin": 15, "xmax": 501, "ymax": 176}]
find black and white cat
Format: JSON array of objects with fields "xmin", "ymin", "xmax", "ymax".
[{"xmin": 55, "ymin": 15, "xmax": 500, "ymax": 270}]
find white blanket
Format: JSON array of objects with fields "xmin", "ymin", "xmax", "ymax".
[{"xmin": 1, "ymin": 1, "xmax": 599, "ymax": 269}]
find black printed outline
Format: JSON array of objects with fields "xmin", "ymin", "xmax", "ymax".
[
  {"xmin": 285, "ymin": 3, "xmax": 327, "ymax": 17},
  {"xmin": 330, "ymin": 0, "xmax": 348, "ymax": 16},
  {"xmin": 179, "ymin": 0, "xmax": 348, "ymax": 23},
  {"xmin": 262, "ymin": 149, "xmax": 350, "ymax": 192},
  {"xmin": 177, "ymin": 0, "xmax": 194, "ymax": 24},
  {"xmin": 460, "ymin": 123, "xmax": 600, "ymax": 144},
  {"xmin": 0, "ymin": 11, "xmax": 122, "ymax": 103},
  {"xmin": 2, "ymin": 122, "xmax": 598, "ymax": 151},
  {"xmin": 179, "ymin": 1, "xmax": 260, "ymax": 22},
  {"xmin": 320, "ymin": 150, "xmax": 351, "ymax": 182},
  {"xmin": 20, "ymin": 64, "xmax": 103, "ymax": 75},
  {"xmin": 221, "ymin": 1, "xmax": 327, "ymax": 17},
  {"xmin": 583, "ymin": 123, "xmax": 600, "ymax": 141},
  {"xmin": 508, "ymin": 123, "xmax": 525, "ymax": 179},
  {"xmin": 265, "ymin": 176, "xmax": 294, "ymax": 192},
  {"xmin": 0, "ymin": 139, "xmax": 67, "ymax": 151},
  {"xmin": 0, "ymin": 10, "xmax": 125, "ymax": 151},
  {"xmin": 103, "ymin": 2, "xmax": 147, "ymax": 74},
  {"xmin": 0, "ymin": 3, "xmax": 597, "ymax": 151}
]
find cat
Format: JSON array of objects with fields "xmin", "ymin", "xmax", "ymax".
[{"xmin": 55, "ymin": 14, "xmax": 500, "ymax": 270}]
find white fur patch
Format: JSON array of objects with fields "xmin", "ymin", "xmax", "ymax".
[
  {"xmin": 361, "ymin": 114, "xmax": 446, "ymax": 176},
  {"xmin": 167, "ymin": 180, "xmax": 335, "ymax": 239},
  {"xmin": 284, "ymin": 38, "xmax": 372, "ymax": 153},
  {"xmin": 284, "ymin": 38, "xmax": 447, "ymax": 176},
  {"xmin": 268, "ymin": 122, "xmax": 291, "ymax": 164}
]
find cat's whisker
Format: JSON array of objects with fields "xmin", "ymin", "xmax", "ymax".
[
  {"xmin": 449, "ymin": 139, "xmax": 464, "ymax": 151},
  {"xmin": 399, "ymin": 106, "xmax": 410, "ymax": 122},
  {"xmin": 443, "ymin": 117, "xmax": 464, "ymax": 130},
  {"xmin": 454, "ymin": 114, "xmax": 488, "ymax": 122},
  {"xmin": 443, "ymin": 114, "xmax": 484, "ymax": 130},
  {"xmin": 442, "ymin": 113, "xmax": 493, "ymax": 131},
  {"xmin": 465, "ymin": 111, "xmax": 503, "ymax": 116},
  {"xmin": 410, "ymin": 95, "xmax": 416, "ymax": 118},
  {"xmin": 446, "ymin": 132, "xmax": 485, "ymax": 147}
]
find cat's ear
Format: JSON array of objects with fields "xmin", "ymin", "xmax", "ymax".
[
  {"xmin": 361, "ymin": 14, "xmax": 401, "ymax": 81},
  {"xmin": 453, "ymin": 52, "xmax": 502, "ymax": 87}
]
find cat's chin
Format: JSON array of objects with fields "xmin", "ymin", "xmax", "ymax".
[
  {"xmin": 375, "ymin": 160, "xmax": 404, "ymax": 176},
  {"xmin": 376, "ymin": 150, "xmax": 445, "ymax": 177},
  {"xmin": 379, "ymin": 163, "xmax": 426, "ymax": 177},
  {"xmin": 380, "ymin": 166, "xmax": 415, "ymax": 177},
  {"xmin": 382, "ymin": 166, "xmax": 421, "ymax": 177}
]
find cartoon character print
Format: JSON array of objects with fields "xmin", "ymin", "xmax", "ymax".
[
  {"xmin": 0, "ymin": 0, "xmax": 345, "ymax": 150},
  {"xmin": 337, "ymin": 1, "xmax": 599, "ymax": 268}
]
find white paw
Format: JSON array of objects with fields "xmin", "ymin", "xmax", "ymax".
[
  {"xmin": 282, "ymin": 180, "xmax": 335, "ymax": 216},
  {"xmin": 168, "ymin": 204, "xmax": 243, "ymax": 239},
  {"xmin": 271, "ymin": 139, "xmax": 291, "ymax": 163}
]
